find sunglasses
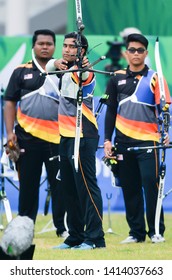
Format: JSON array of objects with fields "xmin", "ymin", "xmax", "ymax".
[{"xmin": 127, "ymin": 47, "xmax": 146, "ymax": 54}]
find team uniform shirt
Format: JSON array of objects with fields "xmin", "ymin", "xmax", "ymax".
[
  {"xmin": 105, "ymin": 65, "xmax": 171, "ymax": 144},
  {"xmin": 59, "ymin": 65, "xmax": 98, "ymax": 138},
  {"xmin": 4, "ymin": 61, "xmax": 60, "ymax": 147}
]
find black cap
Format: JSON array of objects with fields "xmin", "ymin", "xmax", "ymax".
[{"xmin": 126, "ymin": 33, "xmax": 148, "ymax": 49}]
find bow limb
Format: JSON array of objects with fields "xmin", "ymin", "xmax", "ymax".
[
  {"xmin": 74, "ymin": 101, "xmax": 82, "ymax": 171},
  {"xmin": 74, "ymin": 0, "xmax": 84, "ymax": 171},
  {"xmin": 155, "ymin": 37, "xmax": 166, "ymax": 107},
  {"xmin": 154, "ymin": 37, "xmax": 168, "ymax": 239},
  {"xmin": 75, "ymin": 0, "xmax": 85, "ymax": 32},
  {"xmin": 74, "ymin": 71, "xmax": 83, "ymax": 171}
]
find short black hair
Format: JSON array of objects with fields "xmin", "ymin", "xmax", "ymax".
[
  {"xmin": 126, "ymin": 33, "xmax": 148, "ymax": 49},
  {"xmin": 32, "ymin": 29, "xmax": 56, "ymax": 48},
  {"xmin": 64, "ymin": 32, "xmax": 88, "ymax": 53}
]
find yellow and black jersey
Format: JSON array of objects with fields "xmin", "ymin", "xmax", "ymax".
[
  {"xmin": 105, "ymin": 65, "xmax": 171, "ymax": 144},
  {"xmin": 59, "ymin": 65, "xmax": 98, "ymax": 138},
  {"xmin": 4, "ymin": 61, "xmax": 60, "ymax": 145}
]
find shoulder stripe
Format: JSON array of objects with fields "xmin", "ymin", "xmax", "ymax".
[
  {"xmin": 115, "ymin": 69, "xmax": 126, "ymax": 75},
  {"xmin": 15, "ymin": 61, "xmax": 32, "ymax": 69}
]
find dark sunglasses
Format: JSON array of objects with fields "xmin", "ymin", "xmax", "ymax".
[{"xmin": 127, "ymin": 47, "xmax": 146, "ymax": 54}]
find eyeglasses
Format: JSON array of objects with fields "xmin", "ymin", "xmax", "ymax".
[{"xmin": 127, "ymin": 47, "xmax": 146, "ymax": 54}]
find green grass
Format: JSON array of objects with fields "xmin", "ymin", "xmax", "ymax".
[{"xmin": 1, "ymin": 212, "xmax": 172, "ymax": 260}]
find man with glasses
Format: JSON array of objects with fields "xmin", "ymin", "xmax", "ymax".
[
  {"xmin": 119, "ymin": 27, "xmax": 151, "ymax": 67},
  {"xmin": 104, "ymin": 33, "xmax": 171, "ymax": 243}
]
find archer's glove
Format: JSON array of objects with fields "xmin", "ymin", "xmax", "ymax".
[
  {"xmin": 4, "ymin": 141, "xmax": 20, "ymax": 162},
  {"xmin": 102, "ymin": 156, "xmax": 119, "ymax": 177}
]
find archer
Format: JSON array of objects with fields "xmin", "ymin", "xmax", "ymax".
[
  {"xmin": 46, "ymin": 31, "xmax": 106, "ymax": 250},
  {"xmin": 104, "ymin": 33, "xmax": 171, "ymax": 244}
]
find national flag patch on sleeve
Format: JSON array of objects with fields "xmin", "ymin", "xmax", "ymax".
[{"xmin": 24, "ymin": 74, "xmax": 33, "ymax": 80}]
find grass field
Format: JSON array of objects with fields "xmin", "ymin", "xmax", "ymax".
[
  {"xmin": 0, "ymin": 212, "xmax": 172, "ymax": 260},
  {"xmin": 1, "ymin": 212, "xmax": 169, "ymax": 260}
]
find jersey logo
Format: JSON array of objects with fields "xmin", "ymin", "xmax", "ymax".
[
  {"xmin": 24, "ymin": 74, "xmax": 33, "ymax": 80},
  {"xmin": 147, "ymin": 149, "xmax": 153, "ymax": 153},
  {"xmin": 118, "ymin": 80, "xmax": 126, "ymax": 85}
]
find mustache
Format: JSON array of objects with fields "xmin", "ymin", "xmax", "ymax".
[{"xmin": 63, "ymin": 53, "xmax": 78, "ymax": 57}]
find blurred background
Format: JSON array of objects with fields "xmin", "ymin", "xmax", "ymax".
[{"xmin": 1, "ymin": 0, "xmax": 172, "ymax": 36}]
